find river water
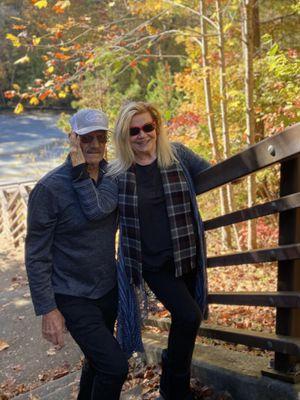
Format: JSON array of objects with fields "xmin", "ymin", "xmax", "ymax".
[{"xmin": 0, "ymin": 111, "xmax": 68, "ymax": 185}]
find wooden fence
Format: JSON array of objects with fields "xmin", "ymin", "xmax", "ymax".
[
  {"xmin": 0, "ymin": 180, "xmax": 36, "ymax": 247},
  {"xmin": 0, "ymin": 123, "xmax": 299, "ymax": 383}
]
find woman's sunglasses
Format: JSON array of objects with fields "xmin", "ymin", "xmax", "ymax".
[{"xmin": 129, "ymin": 123, "xmax": 156, "ymax": 137}]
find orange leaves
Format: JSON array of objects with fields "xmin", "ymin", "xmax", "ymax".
[
  {"xmin": 54, "ymin": 52, "xmax": 71, "ymax": 61},
  {"xmin": 4, "ymin": 91, "xmax": 17, "ymax": 100},
  {"xmin": 12, "ymin": 24, "xmax": 27, "ymax": 30},
  {"xmin": 130, "ymin": 60, "xmax": 138, "ymax": 68},
  {"xmin": 38, "ymin": 89, "xmax": 53, "ymax": 101},
  {"xmin": 53, "ymin": 0, "xmax": 71, "ymax": 14}
]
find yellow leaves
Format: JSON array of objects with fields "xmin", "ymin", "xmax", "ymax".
[
  {"xmin": 128, "ymin": 0, "xmax": 164, "ymax": 15},
  {"xmin": 60, "ymin": 46, "xmax": 72, "ymax": 52},
  {"xmin": 14, "ymin": 103, "xmax": 24, "ymax": 114},
  {"xmin": 30, "ymin": 96, "xmax": 40, "ymax": 105},
  {"xmin": 53, "ymin": 0, "xmax": 71, "ymax": 13},
  {"xmin": 191, "ymin": 62, "xmax": 200, "ymax": 71},
  {"xmin": 6, "ymin": 33, "xmax": 21, "ymax": 48},
  {"xmin": 175, "ymin": 35, "xmax": 186, "ymax": 45},
  {"xmin": 224, "ymin": 22, "xmax": 233, "ymax": 33},
  {"xmin": 32, "ymin": 36, "xmax": 41, "ymax": 46},
  {"xmin": 71, "ymin": 83, "xmax": 79, "ymax": 91},
  {"xmin": 58, "ymin": 91, "xmax": 67, "ymax": 98},
  {"xmin": 12, "ymin": 84, "xmax": 21, "ymax": 91},
  {"xmin": 46, "ymin": 66, "xmax": 55, "ymax": 74},
  {"xmin": 108, "ymin": 1, "xmax": 115, "ymax": 6},
  {"xmin": 14, "ymin": 55, "xmax": 30, "ymax": 65},
  {"xmin": 34, "ymin": 0, "xmax": 48, "ymax": 9},
  {"xmin": 146, "ymin": 26, "xmax": 158, "ymax": 35}
]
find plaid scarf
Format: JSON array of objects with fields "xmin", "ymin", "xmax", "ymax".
[{"xmin": 118, "ymin": 161, "xmax": 197, "ymax": 284}]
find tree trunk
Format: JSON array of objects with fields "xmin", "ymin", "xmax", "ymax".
[
  {"xmin": 200, "ymin": 0, "xmax": 232, "ymax": 249},
  {"xmin": 216, "ymin": 0, "xmax": 241, "ymax": 251},
  {"xmin": 242, "ymin": 0, "xmax": 257, "ymax": 249},
  {"xmin": 253, "ymin": 1, "xmax": 264, "ymax": 142}
]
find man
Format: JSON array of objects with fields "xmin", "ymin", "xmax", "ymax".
[{"xmin": 25, "ymin": 109, "xmax": 128, "ymax": 400}]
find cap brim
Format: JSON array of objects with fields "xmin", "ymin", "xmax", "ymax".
[{"xmin": 75, "ymin": 125, "xmax": 110, "ymax": 135}]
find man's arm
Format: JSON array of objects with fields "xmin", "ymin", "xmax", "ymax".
[
  {"xmin": 25, "ymin": 183, "xmax": 66, "ymax": 346},
  {"xmin": 69, "ymin": 132, "xmax": 118, "ymax": 221}
]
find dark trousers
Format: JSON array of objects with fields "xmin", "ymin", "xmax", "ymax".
[
  {"xmin": 55, "ymin": 286, "xmax": 128, "ymax": 400},
  {"xmin": 143, "ymin": 264, "xmax": 201, "ymax": 374}
]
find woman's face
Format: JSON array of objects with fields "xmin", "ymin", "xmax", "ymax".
[{"xmin": 129, "ymin": 112, "xmax": 157, "ymax": 157}]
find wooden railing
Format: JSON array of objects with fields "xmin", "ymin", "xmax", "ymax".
[
  {"xmin": 145, "ymin": 123, "xmax": 300, "ymax": 383},
  {"xmin": 0, "ymin": 180, "xmax": 36, "ymax": 247}
]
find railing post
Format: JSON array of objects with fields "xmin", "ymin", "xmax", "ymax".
[{"xmin": 272, "ymin": 155, "xmax": 300, "ymax": 381}]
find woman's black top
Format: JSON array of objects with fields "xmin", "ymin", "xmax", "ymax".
[{"xmin": 135, "ymin": 160, "xmax": 173, "ymax": 271}]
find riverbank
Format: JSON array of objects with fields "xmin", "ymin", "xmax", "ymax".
[{"xmin": 0, "ymin": 111, "xmax": 67, "ymax": 184}]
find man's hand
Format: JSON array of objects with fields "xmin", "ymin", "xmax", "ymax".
[
  {"xmin": 42, "ymin": 309, "xmax": 67, "ymax": 347},
  {"xmin": 69, "ymin": 131, "xmax": 85, "ymax": 166}
]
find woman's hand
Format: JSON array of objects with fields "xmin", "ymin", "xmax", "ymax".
[{"xmin": 69, "ymin": 131, "xmax": 85, "ymax": 166}]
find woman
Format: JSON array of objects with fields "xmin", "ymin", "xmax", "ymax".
[{"xmin": 70, "ymin": 102, "xmax": 210, "ymax": 400}]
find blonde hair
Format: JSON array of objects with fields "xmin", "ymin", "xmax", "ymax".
[{"xmin": 108, "ymin": 101, "xmax": 177, "ymax": 176}]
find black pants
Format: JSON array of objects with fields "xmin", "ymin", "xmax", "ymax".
[
  {"xmin": 55, "ymin": 286, "xmax": 128, "ymax": 400},
  {"xmin": 143, "ymin": 264, "xmax": 201, "ymax": 374}
]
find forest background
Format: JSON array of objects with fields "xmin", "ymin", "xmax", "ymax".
[{"xmin": 0, "ymin": 0, "xmax": 300, "ymax": 334}]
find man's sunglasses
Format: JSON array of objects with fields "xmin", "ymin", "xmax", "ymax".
[
  {"xmin": 129, "ymin": 123, "xmax": 156, "ymax": 137},
  {"xmin": 79, "ymin": 133, "xmax": 108, "ymax": 144}
]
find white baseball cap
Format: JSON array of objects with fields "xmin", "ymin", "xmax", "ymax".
[{"xmin": 69, "ymin": 109, "xmax": 109, "ymax": 135}]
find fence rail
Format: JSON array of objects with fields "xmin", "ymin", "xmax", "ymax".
[{"xmin": 0, "ymin": 180, "xmax": 36, "ymax": 247}]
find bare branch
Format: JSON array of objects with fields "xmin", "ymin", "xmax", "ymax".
[
  {"xmin": 163, "ymin": 0, "xmax": 218, "ymax": 30},
  {"xmin": 260, "ymin": 12, "xmax": 297, "ymax": 24}
]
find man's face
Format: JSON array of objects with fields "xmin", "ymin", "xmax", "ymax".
[{"xmin": 79, "ymin": 130, "xmax": 107, "ymax": 166}]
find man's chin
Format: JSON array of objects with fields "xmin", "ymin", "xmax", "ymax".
[{"xmin": 85, "ymin": 155, "xmax": 103, "ymax": 166}]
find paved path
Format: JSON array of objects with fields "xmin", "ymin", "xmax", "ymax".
[{"xmin": 0, "ymin": 245, "xmax": 82, "ymax": 399}]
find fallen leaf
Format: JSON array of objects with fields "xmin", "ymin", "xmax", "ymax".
[
  {"xmin": 53, "ymin": 369, "xmax": 69, "ymax": 380},
  {"xmin": 0, "ymin": 340, "xmax": 9, "ymax": 352},
  {"xmin": 46, "ymin": 347, "xmax": 57, "ymax": 356},
  {"xmin": 12, "ymin": 364, "xmax": 24, "ymax": 372}
]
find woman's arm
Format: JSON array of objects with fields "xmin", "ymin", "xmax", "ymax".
[{"xmin": 174, "ymin": 142, "xmax": 211, "ymax": 188}]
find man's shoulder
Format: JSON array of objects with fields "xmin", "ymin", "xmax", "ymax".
[
  {"xmin": 36, "ymin": 160, "xmax": 71, "ymax": 191},
  {"xmin": 39, "ymin": 160, "xmax": 70, "ymax": 183}
]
